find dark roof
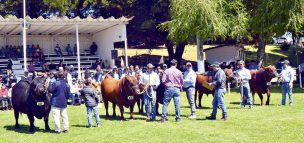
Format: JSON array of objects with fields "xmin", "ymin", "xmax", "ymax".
[{"xmin": 204, "ymin": 44, "xmax": 244, "ymax": 52}]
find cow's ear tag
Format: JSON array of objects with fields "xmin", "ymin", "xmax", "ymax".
[
  {"xmin": 37, "ymin": 102, "xmax": 44, "ymax": 106},
  {"xmin": 128, "ymin": 96, "xmax": 133, "ymax": 100}
]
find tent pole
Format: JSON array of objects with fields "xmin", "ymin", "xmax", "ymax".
[
  {"xmin": 22, "ymin": 0, "xmax": 27, "ymax": 71},
  {"xmin": 76, "ymin": 24, "xmax": 81, "ymax": 79},
  {"xmin": 124, "ymin": 25, "xmax": 128, "ymax": 67}
]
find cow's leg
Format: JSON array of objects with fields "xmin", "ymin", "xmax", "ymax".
[
  {"xmin": 27, "ymin": 114, "xmax": 35, "ymax": 132},
  {"xmin": 104, "ymin": 100, "xmax": 109, "ymax": 117},
  {"xmin": 119, "ymin": 105, "xmax": 125, "ymax": 120},
  {"xmin": 44, "ymin": 113, "xmax": 51, "ymax": 132},
  {"xmin": 194, "ymin": 89, "xmax": 198, "ymax": 108},
  {"xmin": 14, "ymin": 110, "xmax": 20, "ymax": 129},
  {"xmin": 141, "ymin": 96, "xmax": 144, "ymax": 114},
  {"xmin": 252, "ymin": 91, "xmax": 256, "ymax": 105},
  {"xmin": 112, "ymin": 103, "xmax": 117, "ymax": 117},
  {"xmin": 258, "ymin": 92, "xmax": 264, "ymax": 106},
  {"xmin": 266, "ymin": 89, "xmax": 270, "ymax": 106},
  {"xmin": 198, "ymin": 93, "xmax": 203, "ymax": 108},
  {"xmin": 130, "ymin": 104, "xmax": 134, "ymax": 120}
]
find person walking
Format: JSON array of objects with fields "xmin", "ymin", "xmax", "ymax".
[
  {"xmin": 139, "ymin": 63, "xmax": 160, "ymax": 121},
  {"xmin": 161, "ymin": 59, "xmax": 183, "ymax": 122},
  {"xmin": 205, "ymin": 62, "xmax": 228, "ymax": 121},
  {"xmin": 235, "ymin": 60, "xmax": 253, "ymax": 109},
  {"xmin": 280, "ymin": 60, "xmax": 294, "ymax": 106},
  {"xmin": 80, "ymin": 78, "xmax": 101, "ymax": 128},
  {"xmin": 48, "ymin": 71, "xmax": 70, "ymax": 134},
  {"xmin": 183, "ymin": 62, "xmax": 197, "ymax": 119}
]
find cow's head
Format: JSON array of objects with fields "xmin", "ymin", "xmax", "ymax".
[
  {"xmin": 262, "ymin": 65, "xmax": 278, "ymax": 79},
  {"xmin": 30, "ymin": 76, "xmax": 48, "ymax": 100},
  {"xmin": 122, "ymin": 75, "xmax": 141, "ymax": 95}
]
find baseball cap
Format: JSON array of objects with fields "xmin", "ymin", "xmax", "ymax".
[
  {"xmin": 210, "ymin": 61, "xmax": 221, "ymax": 67},
  {"xmin": 147, "ymin": 63, "xmax": 154, "ymax": 68},
  {"xmin": 281, "ymin": 60, "xmax": 290, "ymax": 65}
]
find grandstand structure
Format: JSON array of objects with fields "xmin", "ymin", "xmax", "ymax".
[{"xmin": 0, "ymin": 15, "xmax": 132, "ymax": 80}]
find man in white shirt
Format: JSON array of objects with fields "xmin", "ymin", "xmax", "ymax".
[
  {"xmin": 183, "ymin": 62, "xmax": 197, "ymax": 119},
  {"xmin": 139, "ymin": 63, "xmax": 160, "ymax": 121},
  {"xmin": 235, "ymin": 60, "xmax": 252, "ymax": 109},
  {"xmin": 111, "ymin": 66, "xmax": 120, "ymax": 79},
  {"xmin": 280, "ymin": 60, "xmax": 294, "ymax": 106}
]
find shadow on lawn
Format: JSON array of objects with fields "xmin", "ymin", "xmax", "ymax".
[
  {"xmin": 3, "ymin": 124, "xmax": 45, "ymax": 134},
  {"xmin": 229, "ymin": 102, "xmax": 276, "ymax": 106},
  {"xmin": 99, "ymin": 115, "xmax": 146, "ymax": 121}
]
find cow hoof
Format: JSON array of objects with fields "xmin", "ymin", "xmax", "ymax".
[
  {"xmin": 121, "ymin": 118, "xmax": 127, "ymax": 121},
  {"xmin": 15, "ymin": 124, "xmax": 20, "ymax": 129},
  {"xmin": 45, "ymin": 127, "xmax": 51, "ymax": 132},
  {"xmin": 29, "ymin": 128, "xmax": 35, "ymax": 133}
]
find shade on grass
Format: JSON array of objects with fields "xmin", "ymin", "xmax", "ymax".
[{"xmin": 0, "ymin": 86, "xmax": 303, "ymax": 143}]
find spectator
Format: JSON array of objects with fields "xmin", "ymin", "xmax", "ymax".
[
  {"xmin": 2, "ymin": 70, "xmax": 17, "ymax": 88},
  {"xmin": 54, "ymin": 44, "xmax": 63, "ymax": 57},
  {"xmin": 0, "ymin": 83, "xmax": 9, "ymax": 110},
  {"xmin": 129, "ymin": 65, "xmax": 135, "ymax": 76},
  {"xmin": 135, "ymin": 65, "xmax": 142, "ymax": 75},
  {"xmin": 183, "ymin": 62, "xmax": 197, "ymax": 119},
  {"xmin": 139, "ymin": 63, "xmax": 160, "ymax": 121},
  {"xmin": 83, "ymin": 68, "xmax": 91, "ymax": 80},
  {"xmin": 280, "ymin": 60, "xmax": 294, "ymax": 106},
  {"xmin": 70, "ymin": 78, "xmax": 80, "ymax": 105},
  {"xmin": 48, "ymin": 71, "xmax": 70, "ymax": 134},
  {"xmin": 73, "ymin": 44, "xmax": 77, "ymax": 56},
  {"xmin": 120, "ymin": 68, "xmax": 129, "ymax": 79},
  {"xmin": 65, "ymin": 68, "xmax": 73, "ymax": 86},
  {"xmin": 111, "ymin": 66, "xmax": 120, "ymax": 79},
  {"xmin": 69, "ymin": 65, "xmax": 78, "ymax": 79},
  {"xmin": 7, "ymin": 59, "xmax": 13, "ymax": 70},
  {"xmin": 80, "ymin": 78, "xmax": 100, "ymax": 128},
  {"xmin": 94, "ymin": 65, "xmax": 103, "ymax": 84},
  {"xmin": 248, "ymin": 60, "xmax": 259, "ymax": 70},
  {"xmin": 162, "ymin": 64, "xmax": 168, "ymax": 71},
  {"xmin": 58, "ymin": 60, "xmax": 65, "ymax": 71},
  {"xmin": 28, "ymin": 62, "xmax": 36, "ymax": 73},
  {"xmin": 92, "ymin": 59, "xmax": 101, "ymax": 70},
  {"xmin": 66, "ymin": 44, "xmax": 73, "ymax": 56},
  {"xmin": 89, "ymin": 42, "xmax": 98, "ymax": 55},
  {"xmin": 21, "ymin": 70, "xmax": 32, "ymax": 81},
  {"xmin": 161, "ymin": 59, "xmax": 184, "ymax": 123},
  {"xmin": 49, "ymin": 61, "xmax": 57, "ymax": 71}
]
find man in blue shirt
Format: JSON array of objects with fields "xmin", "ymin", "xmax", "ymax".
[
  {"xmin": 48, "ymin": 71, "xmax": 70, "ymax": 134},
  {"xmin": 235, "ymin": 60, "xmax": 252, "ymax": 109},
  {"xmin": 183, "ymin": 62, "xmax": 197, "ymax": 119},
  {"xmin": 280, "ymin": 60, "xmax": 294, "ymax": 106},
  {"xmin": 205, "ymin": 61, "xmax": 228, "ymax": 121}
]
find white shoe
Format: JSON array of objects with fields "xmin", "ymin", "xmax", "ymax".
[{"xmin": 188, "ymin": 115, "xmax": 196, "ymax": 119}]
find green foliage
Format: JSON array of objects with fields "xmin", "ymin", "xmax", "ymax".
[
  {"xmin": 249, "ymin": 0, "xmax": 304, "ymax": 42},
  {"xmin": 161, "ymin": 0, "xmax": 248, "ymax": 43}
]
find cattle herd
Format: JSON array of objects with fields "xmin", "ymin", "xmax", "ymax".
[{"xmin": 10, "ymin": 65, "xmax": 280, "ymax": 132}]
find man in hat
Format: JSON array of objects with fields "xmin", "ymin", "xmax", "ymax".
[
  {"xmin": 279, "ymin": 60, "xmax": 294, "ymax": 106},
  {"xmin": 161, "ymin": 59, "xmax": 183, "ymax": 122},
  {"xmin": 111, "ymin": 66, "xmax": 120, "ymax": 79},
  {"xmin": 235, "ymin": 60, "xmax": 252, "ymax": 109},
  {"xmin": 205, "ymin": 61, "xmax": 228, "ymax": 121},
  {"xmin": 139, "ymin": 63, "xmax": 160, "ymax": 121},
  {"xmin": 183, "ymin": 62, "xmax": 197, "ymax": 119}
]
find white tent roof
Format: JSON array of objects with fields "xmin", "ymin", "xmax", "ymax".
[{"xmin": 0, "ymin": 15, "xmax": 132, "ymax": 35}]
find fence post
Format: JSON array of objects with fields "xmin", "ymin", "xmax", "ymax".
[{"xmin": 299, "ymin": 65, "xmax": 302, "ymax": 89}]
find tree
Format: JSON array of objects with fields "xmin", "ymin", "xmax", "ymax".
[
  {"xmin": 161, "ymin": 0, "xmax": 248, "ymax": 71},
  {"xmin": 245, "ymin": 0, "xmax": 304, "ymax": 66}
]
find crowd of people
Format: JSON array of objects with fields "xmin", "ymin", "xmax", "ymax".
[
  {"xmin": 0, "ymin": 55, "xmax": 296, "ymax": 133},
  {"xmin": 54, "ymin": 42, "xmax": 98, "ymax": 57}
]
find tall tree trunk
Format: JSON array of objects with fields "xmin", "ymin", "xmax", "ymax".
[
  {"xmin": 165, "ymin": 40, "xmax": 174, "ymax": 61},
  {"xmin": 256, "ymin": 41, "xmax": 266, "ymax": 67},
  {"xmin": 174, "ymin": 42, "xmax": 187, "ymax": 67}
]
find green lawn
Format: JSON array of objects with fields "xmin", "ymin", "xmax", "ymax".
[{"xmin": 0, "ymin": 87, "xmax": 303, "ymax": 143}]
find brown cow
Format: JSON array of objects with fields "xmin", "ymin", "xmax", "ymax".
[
  {"xmin": 101, "ymin": 75, "xmax": 141, "ymax": 120},
  {"xmin": 195, "ymin": 68, "xmax": 234, "ymax": 108},
  {"xmin": 249, "ymin": 65, "xmax": 278, "ymax": 105}
]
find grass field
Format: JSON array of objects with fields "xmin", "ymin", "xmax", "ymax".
[{"xmin": 0, "ymin": 87, "xmax": 303, "ymax": 143}]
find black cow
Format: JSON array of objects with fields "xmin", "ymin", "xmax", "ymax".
[{"xmin": 12, "ymin": 77, "xmax": 51, "ymax": 132}]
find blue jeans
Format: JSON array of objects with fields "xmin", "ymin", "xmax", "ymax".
[
  {"xmin": 86, "ymin": 106, "xmax": 100, "ymax": 127},
  {"xmin": 185, "ymin": 87, "xmax": 196, "ymax": 115},
  {"xmin": 239, "ymin": 84, "xmax": 252, "ymax": 108},
  {"xmin": 212, "ymin": 89, "xmax": 227, "ymax": 117},
  {"xmin": 162, "ymin": 87, "xmax": 181, "ymax": 121},
  {"xmin": 70, "ymin": 93, "xmax": 80, "ymax": 105},
  {"xmin": 143, "ymin": 89, "xmax": 156, "ymax": 120},
  {"xmin": 281, "ymin": 83, "xmax": 293, "ymax": 105}
]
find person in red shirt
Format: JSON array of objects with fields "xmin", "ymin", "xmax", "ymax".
[{"xmin": 0, "ymin": 83, "xmax": 9, "ymax": 110}]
